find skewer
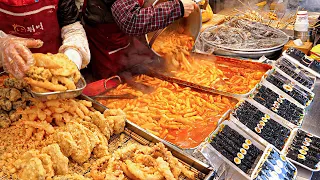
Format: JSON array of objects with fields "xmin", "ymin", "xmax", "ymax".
[
  {"xmin": 276, "ymin": 12, "xmax": 286, "ymax": 28},
  {"xmin": 237, "ymin": 0, "xmax": 252, "ymax": 10}
]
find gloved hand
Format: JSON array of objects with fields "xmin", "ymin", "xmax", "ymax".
[
  {"xmin": 64, "ymin": 48, "xmax": 82, "ymax": 69},
  {"xmin": 0, "ymin": 36, "xmax": 43, "ymax": 78}
]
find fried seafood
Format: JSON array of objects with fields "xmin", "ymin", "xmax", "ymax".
[
  {"xmin": 90, "ymin": 142, "xmax": 195, "ymax": 180},
  {"xmin": 25, "ymin": 53, "xmax": 81, "ymax": 93},
  {"xmin": 99, "ymin": 75, "xmax": 237, "ymax": 148},
  {"xmin": 13, "ymin": 143, "xmax": 68, "ymax": 180},
  {"xmin": 0, "ymin": 78, "xmax": 32, "ymax": 128},
  {"xmin": 0, "ymin": 100, "xmax": 126, "ymax": 178}
]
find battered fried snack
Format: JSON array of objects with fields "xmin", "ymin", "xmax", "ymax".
[
  {"xmin": 13, "ymin": 144, "xmax": 68, "ymax": 180},
  {"xmin": 90, "ymin": 142, "xmax": 195, "ymax": 180},
  {"xmin": 25, "ymin": 53, "xmax": 81, "ymax": 93},
  {"xmin": 99, "ymin": 75, "xmax": 237, "ymax": 148},
  {"xmin": 0, "ymin": 78, "xmax": 32, "ymax": 128}
]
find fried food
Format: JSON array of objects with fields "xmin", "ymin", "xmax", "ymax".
[
  {"xmin": 25, "ymin": 53, "xmax": 81, "ymax": 93},
  {"xmin": 41, "ymin": 144, "xmax": 69, "ymax": 175},
  {"xmin": 14, "ymin": 144, "xmax": 69, "ymax": 180},
  {"xmin": 90, "ymin": 142, "xmax": 195, "ymax": 180},
  {"xmin": 99, "ymin": 75, "xmax": 237, "ymax": 148}
]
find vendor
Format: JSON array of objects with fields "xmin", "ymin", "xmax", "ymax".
[
  {"xmin": 83, "ymin": 0, "xmax": 197, "ymax": 79},
  {"xmin": 0, "ymin": 0, "xmax": 90, "ymax": 78}
]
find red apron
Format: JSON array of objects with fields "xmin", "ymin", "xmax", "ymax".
[
  {"xmin": 0, "ymin": 0, "xmax": 61, "ymax": 53},
  {"xmin": 83, "ymin": 0, "xmax": 147, "ymax": 80}
]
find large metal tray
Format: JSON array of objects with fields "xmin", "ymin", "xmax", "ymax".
[
  {"xmin": 80, "ymin": 95, "xmax": 216, "ymax": 179},
  {"xmin": 93, "ymin": 78, "xmax": 237, "ymax": 151},
  {"xmin": 212, "ymin": 46, "xmax": 283, "ymax": 59},
  {"xmin": 281, "ymin": 128, "xmax": 320, "ymax": 172},
  {"xmin": 230, "ymin": 100, "xmax": 297, "ymax": 152},
  {"xmin": 201, "ymin": 25, "xmax": 289, "ymax": 52},
  {"xmin": 148, "ymin": 54, "xmax": 273, "ymax": 99}
]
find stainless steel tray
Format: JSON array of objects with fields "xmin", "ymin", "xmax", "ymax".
[
  {"xmin": 274, "ymin": 56, "xmax": 317, "ymax": 91},
  {"xmin": 283, "ymin": 51, "xmax": 320, "ymax": 78},
  {"xmin": 201, "ymin": 25, "xmax": 289, "ymax": 52},
  {"xmin": 281, "ymin": 128, "xmax": 320, "ymax": 172},
  {"xmin": 80, "ymin": 95, "xmax": 216, "ymax": 179},
  {"xmin": 212, "ymin": 46, "xmax": 283, "ymax": 59},
  {"xmin": 149, "ymin": 54, "xmax": 273, "ymax": 99},
  {"xmin": 200, "ymin": 120, "xmax": 265, "ymax": 179},
  {"xmin": 30, "ymin": 76, "xmax": 86, "ymax": 101}
]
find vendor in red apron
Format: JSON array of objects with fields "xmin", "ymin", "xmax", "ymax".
[
  {"xmin": 83, "ymin": 0, "xmax": 197, "ymax": 79},
  {"xmin": 0, "ymin": 0, "xmax": 90, "ymax": 78}
]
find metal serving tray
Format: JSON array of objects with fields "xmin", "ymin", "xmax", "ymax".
[
  {"xmin": 283, "ymin": 51, "xmax": 320, "ymax": 78},
  {"xmin": 281, "ymin": 128, "xmax": 320, "ymax": 172},
  {"xmin": 230, "ymin": 100, "xmax": 297, "ymax": 152},
  {"xmin": 201, "ymin": 25, "xmax": 289, "ymax": 52},
  {"xmin": 149, "ymin": 54, "xmax": 272, "ymax": 99},
  {"xmin": 274, "ymin": 56, "xmax": 317, "ymax": 91},
  {"xmin": 80, "ymin": 95, "xmax": 216, "ymax": 179},
  {"xmin": 261, "ymin": 77, "xmax": 310, "ymax": 109},
  {"xmin": 200, "ymin": 120, "xmax": 265, "ymax": 179},
  {"xmin": 30, "ymin": 76, "xmax": 86, "ymax": 101},
  {"xmin": 248, "ymin": 82, "xmax": 306, "ymax": 128}
]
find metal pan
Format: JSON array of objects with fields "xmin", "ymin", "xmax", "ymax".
[
  {"xmin": 79, "ymin": 94, "xmax": 215, "ymax": 179},
  {"xmin": 30, "ymin": 76, "xmax": 86, "ymax": 101},
  {"xmin": 149, "ymin": 54, "xmax": 273, "ymax": 99}
]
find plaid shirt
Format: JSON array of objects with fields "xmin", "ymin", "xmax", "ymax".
[{"xmin": 111, "ymin": 0, "xmax": 183, "ymax": 36}]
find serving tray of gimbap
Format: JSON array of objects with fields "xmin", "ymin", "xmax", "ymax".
[
  {"xmin": 200, "ymin": 120, "xmax": 265, "ymax": 179},
  {"xmin": 252, "ymin": 144, "xmax": 297, "ymax": 180},
  {"xmin": 282, "ymin": 129, "xmax": 320, "ymax": 171},
  {"xmin": 274, "ymin": 56, "xmax": 317, "ymax": 91},
  {"xmin": 283, "ymin": 47, "xmax": 320, "ymax": 79},
  {"xmin": 248, "ymin": 83, "xmax": 305, "ymax": 128},
  {"xmin": 265, "ymin": 70, "xmax": 314, "ymax": 107},
  {"xmin": 230, "ymin": 100, "xmax": 297, "ymax": 151}
]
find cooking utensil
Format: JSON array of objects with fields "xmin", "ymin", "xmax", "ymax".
[{"xmin": 91, "ymin": 93, "xmax": 137, "ymax": 99}]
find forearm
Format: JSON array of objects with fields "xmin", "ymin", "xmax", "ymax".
[
  {"xmin": 111, "ymin": 0, "xmax": 183, "ymax": 36},
  {"xmin": 59, "ymin": 22, "xmax": 90, "ymax": 69}
]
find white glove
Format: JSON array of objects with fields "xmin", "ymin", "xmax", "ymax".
[{"xmin": 64, "ymin": 48, "xmax": 82, "ymax": 70}]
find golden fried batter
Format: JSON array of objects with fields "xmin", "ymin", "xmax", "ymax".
[{"xmin": 41, "ymin": 144, "xmax": 69, "ymax": 175}]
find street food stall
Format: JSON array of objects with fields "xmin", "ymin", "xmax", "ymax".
[{"xmin": 0, "ymin": 0, "xmax": 319, "ymax": 179}]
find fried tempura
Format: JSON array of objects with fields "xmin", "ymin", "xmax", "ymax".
[{"xmin": 25, "ymin": 53, "xmax": 81, "ymax": 93}]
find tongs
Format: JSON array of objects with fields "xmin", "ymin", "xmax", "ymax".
[{"xmin": 91, "ymin": 93, "xmax": 137, "ymax": 99}]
